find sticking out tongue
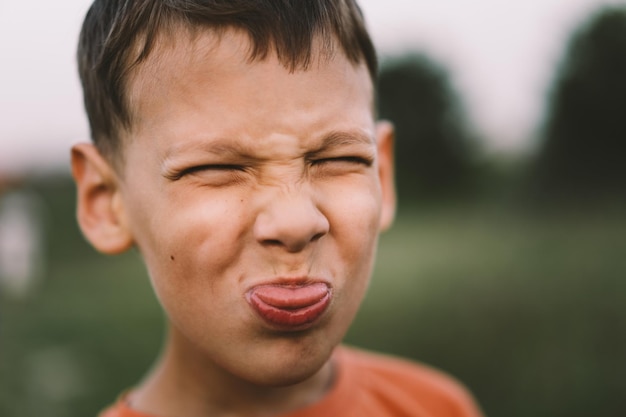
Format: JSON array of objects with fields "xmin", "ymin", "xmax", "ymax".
[{"xmin": 247, "ymin": 282, "xmax": 331, "ymax": 328}]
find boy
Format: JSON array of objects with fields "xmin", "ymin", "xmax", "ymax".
[{"xmin": 72, "ymin": 1, "xmax": 484, "ymax": 416}]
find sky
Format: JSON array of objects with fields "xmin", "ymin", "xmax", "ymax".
[{"xmin": 0, "ymin": 0, "xmax": 622, "ymax": 175}]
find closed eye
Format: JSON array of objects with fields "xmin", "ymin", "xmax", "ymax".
[
  {"xmin": 312, "ymin": 156, "xmax": 373, "ymax": 167},
  {"xmin": 185, "ymin": 164, "xmax": 245, "ymax": 174},
  {"xmin": 166, "ymin": 164, "xmax": 246, "ymax": 181}
]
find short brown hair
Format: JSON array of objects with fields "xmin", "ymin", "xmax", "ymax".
[{"xmin": 77, "ymin": 0, "xmax": 378, "ymax": 160}]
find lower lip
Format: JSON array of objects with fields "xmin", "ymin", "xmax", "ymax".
[{"xmin": 246, "ymin": 282, "xmax": 331, "ymax": 329}]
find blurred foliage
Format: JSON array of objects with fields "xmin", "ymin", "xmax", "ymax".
[
  {"xmin": 531, "ymin": 6, "xmax": 626, "ymax": 201},
  {"xmin": 377, "ymin": 54, "xmax": 478, "ymax": 203}
]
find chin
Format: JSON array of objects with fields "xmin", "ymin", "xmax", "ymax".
[
  {"xmin": 240, "ymin": 339, "xmax": 335, "ymax": 387},
  {"xmin": 255, "ymin": 368, "xmax": 321, "ymax": 388}
]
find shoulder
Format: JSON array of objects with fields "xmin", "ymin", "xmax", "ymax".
[
  {"xmin": 98, "ymin": 393, "xmax": 151, "ymax": 417},
  {"xmin": 338, "ymin": 346, "xmax": 484, "ymax": 417}
]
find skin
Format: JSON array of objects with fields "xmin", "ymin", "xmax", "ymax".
[{"xmin": 72, "ymin": 28, "xmax": 395, "ymax": 416}]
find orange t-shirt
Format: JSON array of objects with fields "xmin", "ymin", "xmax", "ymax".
[{"xmin": 100, "ymin": 346, "xmax": 484, "ymax": 417}]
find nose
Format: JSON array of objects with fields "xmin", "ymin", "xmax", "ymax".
[{"xmin": 254, "ymin": 189, "xmax": 330, "ymax": 253}]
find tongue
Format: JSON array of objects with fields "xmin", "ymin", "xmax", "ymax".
[{"xmin": 251, "ymin": 283, "xmax": 328, "ymax": 309}]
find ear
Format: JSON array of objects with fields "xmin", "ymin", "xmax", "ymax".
[
  {"xmin": 71, "ymin": 143, "xmax": 134, "ymax": 254},
  {"xmin": 376, "ymin": 120, "xmax": 397, "ymax": 231}
]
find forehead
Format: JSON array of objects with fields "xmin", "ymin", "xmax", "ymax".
[{"xmin": 125, "ymin": 27, "xmax": 374, "ymax": 128}]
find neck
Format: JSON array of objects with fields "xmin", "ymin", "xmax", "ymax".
[{"xmin": 130, "ymin": 325, "xmax": 336, "ymax": 417}]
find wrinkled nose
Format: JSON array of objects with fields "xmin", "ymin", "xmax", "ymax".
[{"xmin": 254, "ymin": 190, "xmax": 330, "ymax": 253}]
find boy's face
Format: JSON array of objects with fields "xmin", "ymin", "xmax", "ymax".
[{"xmin": 75, "ymin": 29, "xmax": 395, "ymax": 386}]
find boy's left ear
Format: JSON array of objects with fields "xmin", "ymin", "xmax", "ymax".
[{"xmin": 376, "ymin": 120, "xmax": 397, "ymax": 231}]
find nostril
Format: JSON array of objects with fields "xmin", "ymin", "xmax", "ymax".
[
  {"xmin": 311, "ymin": 232, "xmax": 325, "ymax": 242},
  {"xmin": 262, "ymin": 239, "xmax": 283, "ymax": 247}
]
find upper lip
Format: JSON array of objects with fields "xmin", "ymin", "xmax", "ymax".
[{"xmin": 245, "ymin": 276, "xmax": 332, "ymax": 291}]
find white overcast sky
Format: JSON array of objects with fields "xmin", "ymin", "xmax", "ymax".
[{"xmin": 0, "ymin": 0, "xmax": 622, "ymax": 175}]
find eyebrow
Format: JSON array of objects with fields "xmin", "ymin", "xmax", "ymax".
[
  {"xmin": 162, "ymin": 129, "xmax": 375, "ymax": 163},
  {"xmin": 163, "ymin": 139, "xmax": 255, "ymax": 160},
  {"xmin": 310, "ymin": 130, "xmax": 375, "ymax": 154}
]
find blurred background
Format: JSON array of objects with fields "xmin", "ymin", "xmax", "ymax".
[{"xmin": 1, "ymin": 0, "xmax": 626, "ymax": 416}]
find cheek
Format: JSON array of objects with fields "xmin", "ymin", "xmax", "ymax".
[
  {"xmin": 324, "ymin": 188, "xmax": 380, "ymax": 340},
  {"xmin": 128, "ymin": 190, "xmax": 250, "ymax": 303},
  {"xmin": 324, "ymin": 180, "xmax": 382, "ymax": 286},
  {"xmin": 326, "ymin": 180, "xmax": 382, "ymax": 250}
]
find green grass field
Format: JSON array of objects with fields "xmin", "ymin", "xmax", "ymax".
[{"xmin": 1, "ymin": 177, "xmax": 625, "ymax": 417}]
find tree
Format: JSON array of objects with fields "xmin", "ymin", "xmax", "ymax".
[
  {"xmin": 377, "ymin": 54, "xmax": 475, "ymax": 203},
  {"xmin": 533, "ymin": 6, "xmax": 626, "ymax": 200}
]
